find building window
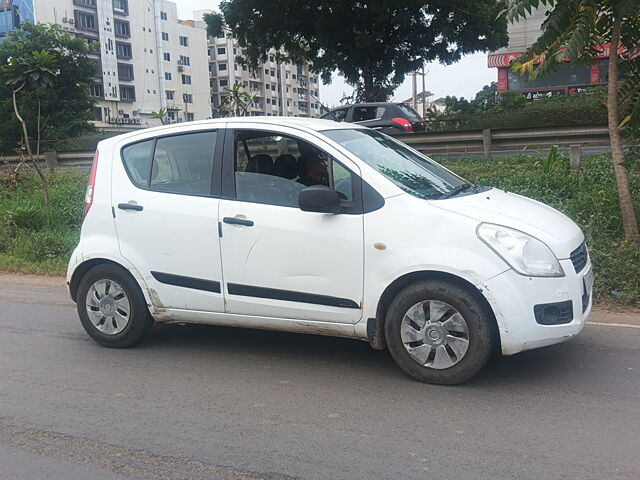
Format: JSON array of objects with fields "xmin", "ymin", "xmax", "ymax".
[
  {"xmin": 120, "ymin": 85, "xmax": 135, "ymax": 101},
  {"xmin": 217, "ymin": 47, "xmax": 226, "ymax": 55},
  {"xmin": 89, "ymin": 84, "xmax": 103, "ymax": 98},
  {"xmin": 117, "ymin": 63, "xmax": 134, "ymax": 81},
  {"xmin": 165, "ymin": 72, "xmax": 172, "ymax": 80},
  {"xmin": 216, "ymin": 32, "xmax": 224, "ymax": 39},
  {"xmin": 270, "ymin": 70, "xmax": 275, "ymax": 76},
  {"xmin": 271, "ymin": 84, "xmax": 276, "ymax": 91},
  {"xmin": 160, "ymin": 11, "xmax": 167, "ymax": 20},
  {"xmin": 162, "ymin": 32, "xmax": 169, "ymax": 41},
  {"xmin": 113, "ymin": 0, "xmax": 128, "ymax": 14},
  {"xmin": 264, "ymin": 68, "xmax": 269, "ymax": 75},
  {"xmin": 114, "ymin": 20, "xmax": 130, "ymax": 38},
  {"xmin": 183, "ymin": 93, "xmax": 193, "ymax": 103},
  {"xmin": 115, "ymin": 42, "xmax": 132, "ymax": 59},
  {"xmin": 163, "ymin": 52, "xmax": 171, "ymax": 61},
  {"xmin": 218, "ymin": 63, "xmax": 227, "ymax": 71},
  {"xmin": 75, "ymin": 11, "xmax": 98, "ymax": 31},
  {"xmin": 186, "ymin": 113, "xmax": 194, "ymax": 122},
  {"xmin": 74, "ymin": 0, "xmax": 96, "ymax": 8},
  {"xmin": 220, "ymin": 79, "xmax": 228, "ymax": 87},
  {"xmin": 179, "ymin": 36, "xmax": 189, "ymax": 47},
  {"xmin": 182, "ymin": 74, "xmax": 192, "ymax": 85},
  {"xmin": 179, "ymin": 55, "xmax": 191, "ymax": 66},
  {"xmin": 166, "ymin": 91, "xmax": 174, "ymax": 100}
]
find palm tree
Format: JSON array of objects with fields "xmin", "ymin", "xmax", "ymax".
[
  {"xmin": 5, "ymin": 50, "xmax": 59, "ymax": 224},
  {"xmin": 506, "ymin": 0, "xmax": 639, "ymax": 240},
  {"xmin": 151, "ymin": 108, "xmax": 168, "ymax": 125},
  {"xmin": 219, "ymin": 82, "xmax": 255, "ymax": 117}
]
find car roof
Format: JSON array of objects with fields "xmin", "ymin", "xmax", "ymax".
[
  {"xmin": 104, "ymin": 117, "xmax": 358, "ymax": 145},
  {"xmin": 334, "ymin": 102, "xmax": 404, "ymax": 108}
]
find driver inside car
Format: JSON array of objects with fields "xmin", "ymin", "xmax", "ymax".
[{"xmin": 298, "ymin": 154, "xmax": 329, "ymax": 187}]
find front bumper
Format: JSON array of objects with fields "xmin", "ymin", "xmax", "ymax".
[{"xmin": 481, "ymin": 258, "xmax": 592, "ymax": 356}]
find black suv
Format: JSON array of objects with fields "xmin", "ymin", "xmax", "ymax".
[{"xmin": 319, "ymin": 102, "xmax": 425, "ymax": 135}]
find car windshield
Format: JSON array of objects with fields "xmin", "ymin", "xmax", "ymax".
[{"xmin": 323, "ymin": 129, "xmax": 467, "ymax": 199}]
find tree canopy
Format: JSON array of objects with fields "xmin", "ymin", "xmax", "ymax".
[
  {"xmin": 0, "ymin": 23, "xmax": 99, "ymax": 153},
  {"xmin": 212, "ymin": 0, "xmax": 508, "ymax": 101},
  {"xmin": 507, "ymin": 0, "xmax": 640, "ymax": 240}
]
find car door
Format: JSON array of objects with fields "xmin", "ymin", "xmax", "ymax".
[
  {"xmin": 112, "ymin": 127, "xmax": 226, "ymax": 312},
  {"xmin": 218, "ymin": 124, "xmax": 364, "ymax": 324}
]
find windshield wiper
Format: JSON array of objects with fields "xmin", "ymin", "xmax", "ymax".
[{"xmin": 440, "ymin": 183, "xmax": 474, "ymax": 199}]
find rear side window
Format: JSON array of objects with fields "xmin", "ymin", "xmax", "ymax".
[
  {"xmin": 151, "ymin": 132, "xmax": 217, "ymax": 195},
  {"xmin": 121, "ymin": 131, "xmax": 217, "ymax": 195},
  {"xmin": 352, "ymin": 106, "xmax": 383, "ymax": 122}
]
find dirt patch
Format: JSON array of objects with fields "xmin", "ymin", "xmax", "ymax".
[{"xmin": 0, "ymin": 273, "xmax": 66, "ymax": 288}]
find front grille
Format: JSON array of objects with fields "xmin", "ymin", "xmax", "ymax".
[{"xmin": 570, "ymin": 242, "xmax": 588, "ymax": 273}]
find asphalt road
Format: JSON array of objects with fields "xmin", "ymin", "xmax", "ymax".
[{"xmin": 1, "ymin": 276, "xmax": 639, "ymax": 480}]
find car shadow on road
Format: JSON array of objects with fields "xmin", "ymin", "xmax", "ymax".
[{"xmin": 139, "ymin": 322, "xmax": 582, "ymax": 388}]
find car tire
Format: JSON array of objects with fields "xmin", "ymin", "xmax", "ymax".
[
  {"xmin": 77, "ymin": 263, "xmax": 154, "ymax": 348},
  {"xmin": 385, "ymin": 280, "xmax": 496, "ymax": 385}
]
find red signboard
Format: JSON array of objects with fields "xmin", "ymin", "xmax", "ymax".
[{"xmin": 488, "ymin": 43, "xmax": 625, "ymax": 68}]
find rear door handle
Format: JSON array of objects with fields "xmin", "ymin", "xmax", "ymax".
[
  {"xmin": 118, "ymin": 203, "xmax": 144, "ymax": 212},
  {"xmin": 223, "ymin": 217, "xmax": 254, "ymax": 227}
]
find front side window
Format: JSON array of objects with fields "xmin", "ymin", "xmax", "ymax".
[
  {"xmin": 122, "ymin": 132, "xmax": 217, "ymax": 195},
  {"xmin": 321, "ymin": 107, "xmax": 348, "ymax": 122},
  {"xmin": 232, "ymin": 131, "xmax": 356, "ymax": 208},
  {"xmin": 323, "ymin": 129, "xmax": 465, "ymax": 200}
]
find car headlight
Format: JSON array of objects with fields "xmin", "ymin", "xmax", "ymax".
[{"xmin": 476, "ymin": 223, "xmax": 564, "ymax": 277}]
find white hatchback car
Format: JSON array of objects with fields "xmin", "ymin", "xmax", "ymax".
[{"xmin": 68, "ymin": 118, "xmax": 593, "ymax": 384}]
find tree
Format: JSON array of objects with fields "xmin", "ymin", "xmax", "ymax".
[
  {"xmin": 4, "ymin": 49, "xmax": 59, "ymax": 224},
  {"xmin": 217, "ymin": 81, "xmax": 255, "ymax": 117},
  {"xmin": 212, "ymin": 0, "xmax": 508, "ymax": 102},
  {"xmin": 0, "ymin": 23, "xmax": 98, "ymax": 155},
  {"xmin": 506, "ymin": 0, "xmax": 639, "ymax": 241},
  {"xmin": 151, "ymin": 108, "xmax": 168, "ymax": 125}
]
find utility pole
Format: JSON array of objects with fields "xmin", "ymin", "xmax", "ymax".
[
  {"xmin": 421, "ymin": 66, "xmax": 426, "ymax": 118},
  {"xmin": 412, "ymin": 72, "xmax": 418, "ymax": 111}
]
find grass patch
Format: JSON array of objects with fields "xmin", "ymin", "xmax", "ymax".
[{"xmin": 0, "ymin": 154, "xmax": 638, "ymax": 306}]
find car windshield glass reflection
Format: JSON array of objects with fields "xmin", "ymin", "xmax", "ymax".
[{"xmin": 323, "ymin": 129, "xmax": 467, "ymax": 199}]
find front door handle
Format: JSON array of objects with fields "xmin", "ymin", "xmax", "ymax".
[
  {"xmin": 118, "ymin": 203, "xmax": 144, "ymax": 212},
  {"xmin": 223, "ymin": 217, "xmax": 254, "ymax": 227}
]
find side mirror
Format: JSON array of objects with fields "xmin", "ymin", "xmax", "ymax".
[{"xmin": 298, "ymin": 185, "xmax": 341, "ymax": 214}]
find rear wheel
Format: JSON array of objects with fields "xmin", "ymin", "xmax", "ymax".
[
  {"xmin": 385, "ymin": 280, "xmax": 496, "ymax": 384},
  {"xmin": 77, "ymin": 264, "xmax": 153, "ymax": 348}
]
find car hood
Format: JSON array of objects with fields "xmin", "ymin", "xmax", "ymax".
[{"xmin": 429, "ymin": 188, "xmax": 584, "ymax": 259}]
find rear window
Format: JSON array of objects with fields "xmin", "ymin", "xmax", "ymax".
[{"xmin": 395, "ymin": 104, "xmax": 422, "ymax": 121}]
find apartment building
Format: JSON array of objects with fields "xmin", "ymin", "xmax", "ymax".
[
  {"xmin": 194, "ymin": 10, "xmax": 321, "ymax": 118},
  {"xmin": 32, "ymin": 0, "xmax": 210, "ymax": 128}
]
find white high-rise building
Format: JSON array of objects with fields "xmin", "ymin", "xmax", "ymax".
[
  {"xmin": 194, "ymin": 10, "xmax": 321, "ymax": 118},
  {"xmin": 33, "ymin": 0, "xmax": 211, "ymax": 128}
]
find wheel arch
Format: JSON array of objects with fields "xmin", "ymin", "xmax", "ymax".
[
  {"xmin": 69, "ymin": 258, "xmax": 142, "ymax": 303},
  {"xmin": 368, "ymin": 270, "xmax": 500, "ymax": 351}
]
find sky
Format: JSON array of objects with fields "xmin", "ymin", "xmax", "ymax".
[{"xmin": 176, "ymin": 0, "xmax": 497, "ymax": 108}]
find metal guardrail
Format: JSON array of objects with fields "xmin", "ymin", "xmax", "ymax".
[
  {"xmin": 1, "ymin": 125, "xmax": 611, "ymax": 170},
  {"xmin": 396, "ymin": 125, "xmax": 610, "ymax": 158}
]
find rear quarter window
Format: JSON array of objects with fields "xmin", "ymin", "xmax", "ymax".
[{"xmin": 122, "ymin": 140, "xmax": 154, "ymax": 188}]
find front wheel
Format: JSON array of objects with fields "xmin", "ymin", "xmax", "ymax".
[
  {"xmin": 385, "ymin": 280, "xmax": 496, "ymax": 384},
  {"xmin": 77, "ymin": 264, "xmax": 154, "ymax": 348}
]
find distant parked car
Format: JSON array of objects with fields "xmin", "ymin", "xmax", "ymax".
[{"xmin": 319, "ymin": 102, "xmax": 426, "ymax": 134}]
